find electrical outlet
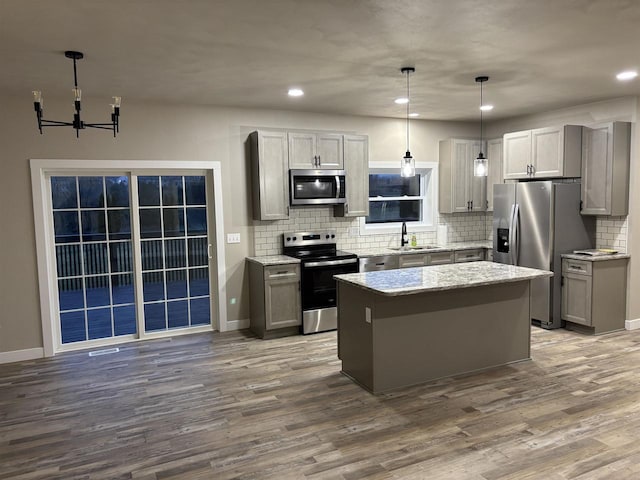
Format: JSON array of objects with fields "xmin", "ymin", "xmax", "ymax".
[{"xmin": 227, "ymin": 233, "xmax": 241, "ymax": 244}]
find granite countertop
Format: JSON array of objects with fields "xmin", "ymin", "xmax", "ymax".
[
  {"xmin": 246, "ymin": 255, "xmax": 300, "ymax": 266},
  {"xmin": 345, "ymin": 240, "xmax": 493, "ymax": 258},
  {"xmin": 334, "ymin": 261, "xmax": 553, "ymax": 296},
  {"xmin": 561, "ymin": 252, "xmax": 630, "ymax": 262}
]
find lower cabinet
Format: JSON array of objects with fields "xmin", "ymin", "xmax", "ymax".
[
  {"xmin": 249, "ymin": 262, "xmax": 301, "ymax": 338},
  {"xmin": 359, "ymin": 255, "xmax": 399, "ymax": 271},
  {"xmin": 454, "ymin": 249, "xmax": 485, "ymax": 263},
  {"xmin": 561, "ymin": 257, "xmax": 628, "ymax": 334}
]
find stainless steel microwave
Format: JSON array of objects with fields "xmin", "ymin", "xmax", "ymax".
[{"xmin": 289, "ymin": 169, "xmax": 346, "ymax": 205}]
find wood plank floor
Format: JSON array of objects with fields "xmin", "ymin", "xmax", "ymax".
[{"xmin": 2, "ymin": 327, "xmax": 640, "ymax": 479}]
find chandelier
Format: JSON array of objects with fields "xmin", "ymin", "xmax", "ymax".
[{"xmin": 32, "ymin": 51, "xmax": 121, "ymax": 138}]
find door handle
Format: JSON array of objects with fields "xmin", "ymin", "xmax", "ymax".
[
  {"xmin": 207, "ymin": 243, "xmax": 213, "ymax": 260},
  {"xmin": 317, "ymin": 155, "xmax": 321, "ymax": 166}
]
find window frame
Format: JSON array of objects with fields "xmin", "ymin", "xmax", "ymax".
[{"xmin": 359, "ymin": 161, "xmax": 439, "ymax": 235}]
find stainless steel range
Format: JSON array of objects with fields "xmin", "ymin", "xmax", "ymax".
[{"xmin": 283, "ymin": 230, "xmax": 358, "ymax": 334}]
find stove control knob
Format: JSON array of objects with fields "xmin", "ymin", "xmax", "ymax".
[
  {"xmin": 293, "ymin": 236, "xmax": 297, "ymax": 241},
  {"xmin": 326, "ymin": 234, "xmax": 330, "ymax": 239},
  {"xmin": 331, "ymin": 234, "xmax": 335, "ymax": 238},
  {"xmin": 286, "ymin": 237, "xmax": 291, "ymax": 242}
]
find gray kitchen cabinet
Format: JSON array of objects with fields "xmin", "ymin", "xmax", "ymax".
[
  {"xmin": 503, "ymin": 125, "xmax": 582, "ymax": 180},
  {"xmin": 581, "ymin": 121, "xmax": 631, "ymax": 216},
  {"xmin": 503, "ymin": 130, "xmax": 531, "ymax": 179},
  {"xmin": 486, "ymin": 137, "xmax": 503, "ymax": 211},
  {"xmin": 561, "ymin": 257, "xmax": 628, "ymax": 334},
  {"xmin": 249, "ymin": 130, "xmax": 289, "ymax": 220},
  {"xmin": 334, "ymin": 134, "xmax": 369, "ymax": 217},
  {"xmin": 427, "ymin": 251, "xmax": 454, "ymax": 265},
  {"xmin": 288, "ymin": 132, "xmax": 344, "ymax": 169},
  {"xmin": 454, "ymin": 249, "xmax": 485, "ymax": 263},
  {"xmin": 398, "ymin": 253, "xmax": 429, "ymax": 268},
  {"xmin": 439, "ymin": 138, "xmax": 487, "ymax": 213},
  {"xmin": 359, "ymin": 255, "xmax": 399, "ymax": 271},
  {"xmin": 249, "ymin": 262, "xmax": 301, "ymax": 338}
]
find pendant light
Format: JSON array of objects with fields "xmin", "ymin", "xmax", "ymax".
[
  {"xmin": 474, "ymin": 76, "xmax": 489, "ymax": 177},
  {"xmin": 400, "ymin": 67, "xmax": 416, "ymax": 178}
]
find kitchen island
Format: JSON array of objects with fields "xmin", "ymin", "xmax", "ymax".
[{"xmin": 334, "ymin": 261, "xmax": 553, "ymax": 394}]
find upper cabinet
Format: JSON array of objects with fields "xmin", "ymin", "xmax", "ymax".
[
  {"xmin": 250, "ymin": 130, "xmax": 290, "ymax": 221},
  {"xmin": 288, "ymin": 132, "xmax": 344, "ymax": 169},
  {"xmin": 439, "ymin": 138, "xmax": 486, "ymax": 213},
  {"xmin": 334, "ymin": 135, "xmax": 369, "ymax": 217},
  {"xmin": 503, "ymin": 125, "xmax": 582, "ymax": 180},
  {"xmin": 486, "ymin": 137, "xmax": 503, "ymax": 211},
  {"xmin": 581, "ymin": 122, "xmax": 631, "ymax": 216}
]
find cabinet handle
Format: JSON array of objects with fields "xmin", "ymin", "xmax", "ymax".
[
  {"xmin": 531, "ymin": 164, "xmax": 535, "ymax": 176},
  {"xmin": 569, "ymin": 265, "xmax": 584, "ymax": 272},
  {"xmin": 470, "ymin": 200, "xmax": 473, "ymax": 210},
  {"xmin": 345, "ymin": 203, "xmax": 349, "ymax": 214},
  {"xmin": 318, "ymin": 155, "xmax": 321, "ymax": 166},
  {"xmin": 527, "ymin": 165, "xmax": 530, "ymax": 175},
  {"xmin": 486, "ymin": 200, "xmax": 489, "ymax": 210}
]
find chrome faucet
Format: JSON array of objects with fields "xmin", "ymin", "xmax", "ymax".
[{"xmin": 401, "ymin": 222, "xmax": 408, "ymax": 247}]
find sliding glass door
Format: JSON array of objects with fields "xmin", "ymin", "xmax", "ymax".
[
  {"xmin": 136, "ymin": 175, "xmax": 211, "ymax": 333},
  {"xmin": 49, "ymin": 171, "xmax": 213, "ymax": 349}
]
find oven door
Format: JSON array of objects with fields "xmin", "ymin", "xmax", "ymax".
[
  {"xmin": 300, "ymin": 257, "xmax": 358, "ymax": 310},
  {"xmin": 290, "ymin": 170, "xmax": 346, "ymax": 205}
]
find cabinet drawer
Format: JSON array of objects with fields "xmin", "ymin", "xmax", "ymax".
[
  {"xmin": 427, "ymin": 251, "xmax": 454, "ymax": 265},
  {"xmin": 398, "ymin": 254, "xmax": 428, "ymax": 268},
  {"xmin": 264, "ymin": 264, "xmax": 300, "ymax": 280},
  {"xmin": 454, "ymin": 249, "xmax": 484, "ymax": 263},
  {"xmin": 359, "ymin": 255, "xmax": 399, "ymax": 271},
  {"xmin": 562, "ymin": 259, "xmax": 592, "ymax": 276}
]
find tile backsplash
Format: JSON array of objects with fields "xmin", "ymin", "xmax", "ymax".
[
  {"xmin": 252, "ymin": 208, "xmax": 627, "ymax": 256},
  {"xmin": 595, "ymin": 216, "xmax": 627, "ymax": 252},
  {"xmin": 253, "ymin": 207, "xmax": 491, "ymax": 256}
]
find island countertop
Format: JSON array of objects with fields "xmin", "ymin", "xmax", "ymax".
[{"xmin": 334, "ymin": 261, "xmax": 552, "ymax": 296}]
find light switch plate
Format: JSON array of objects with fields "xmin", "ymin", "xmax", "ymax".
[{"xmin": 227, "ymin": 233, "xmax": 241, "ymax": 244}]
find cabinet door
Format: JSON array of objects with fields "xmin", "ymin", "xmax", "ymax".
[
  {"xmin": 427, "ymin": 251, "xmax": 454, "ymax": 265},
  {"xmin": 452, "ymin": 139, "xmax": 472, "ymax": 212},
  {"xmin": 398, "ymin": 254, "xmax": 428, "ymax": 268},
  {"xmin": 470, "ymin": 140, "xmax": 487, "ymax": 212},
  {"xmin": 561, "ymin": 273, "xmax": 592, "ymax": 326},
  {"xmin": 486, "ymin": 138, "xmax": 503, "ymax": 211},
  {"xmin": 288, "ymin": 132, "xmax": 317, "ymax": 169},
  {"xmin": 454, "ymin": 249, "xmax": 485, "ymax": 263},
  {"xmin": 337, "ymin": 135, "xmax": 369, "ymax": 217},
  {"xmin": 317, "ymin": 134, "xmax": 344, "ymax": 169},
  {"xmin": 255, "ymin": 131, "xmax": 289, "ymax": 220},
  {"xmin": 503, "ymin": 130, "xmax": 532, "ymax": 179},
  {"xmin": 531, "ymin": 126, "xmax": 564, "ymax": 177},
  {"xmin": 581, "ymin": 125, "xmax": 612, "ymax": 215},
  {"xmin": 265, "ymin": 275, "xmax": 301, "ymax": 329}
]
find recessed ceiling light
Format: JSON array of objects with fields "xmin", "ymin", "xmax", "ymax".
[
  {"xmin": 288, "ymin": 88, "xmax": 304, "ymax": 97},
  {"xmin": 408, "ymin": 112, "xmax": 420, "ymax": 117},
  {"xmin": 395, "ymin": 97, "xmax": 409, "ymax": 104},
  {"xmin": 480, "ymin": 104, "xmax": 494, "ymax": 111},
  {"xmin": 616, "ymin": 70, "xmax": 638, "ymax": 81}
]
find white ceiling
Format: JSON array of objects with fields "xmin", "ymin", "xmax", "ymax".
[{"xmin": 2, "ymin": 0, "xmax": 640, "ymax": 121}]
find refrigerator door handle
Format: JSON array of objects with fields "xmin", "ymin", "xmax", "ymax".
[
  {"xmin": 508, "ymin": 204, "xmax": 515, "ymax": 264},
  {"xmin": 510, "ymin": 203, "xmax": 520, "ymax": 265}
]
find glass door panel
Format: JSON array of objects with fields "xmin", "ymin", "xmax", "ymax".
[
  {"xmin": 51, "ymin": 175, "xmax": 137, "ymax": 344},
  {"xmin": 137, "ymin": 175, "xmax": 211, "ymax": 332}
]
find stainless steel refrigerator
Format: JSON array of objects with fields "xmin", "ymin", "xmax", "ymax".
[{"xmin": 493, "ymin": 181, "xmax": 595, "ymax": 329}]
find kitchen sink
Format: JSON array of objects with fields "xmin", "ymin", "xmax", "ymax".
[{"xmin": 388, "ymin": 245, "xmax": 440, "ymax": 251}]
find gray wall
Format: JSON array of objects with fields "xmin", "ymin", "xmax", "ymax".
[{"xmin": 0, "ymin": 93, "xmax": 477, "ymax": 354}]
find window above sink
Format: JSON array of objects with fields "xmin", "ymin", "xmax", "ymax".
[{"xmin": 359, "ymin": 161, "xmax": 438, "ymax": 235}]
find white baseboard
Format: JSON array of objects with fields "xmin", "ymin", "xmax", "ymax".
[
  {"xmin": 0, "ymin": 347, "xmax": 44, "ymax": 364},
  {"xmin": 626, "ymin": 318, "xmax": 640, "ymax": 330},
  {"xmin": 225, "ymin": 318, "xmax": 250, "ymax": 331}
]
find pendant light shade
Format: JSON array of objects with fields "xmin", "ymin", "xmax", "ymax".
[
  {"xmin": 474, "ymin": 76, "xmax": 489, "ymax": 177},
  {"xmin": 400, "ymin": 67, "xmax": 416, "ymax": 178}
]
